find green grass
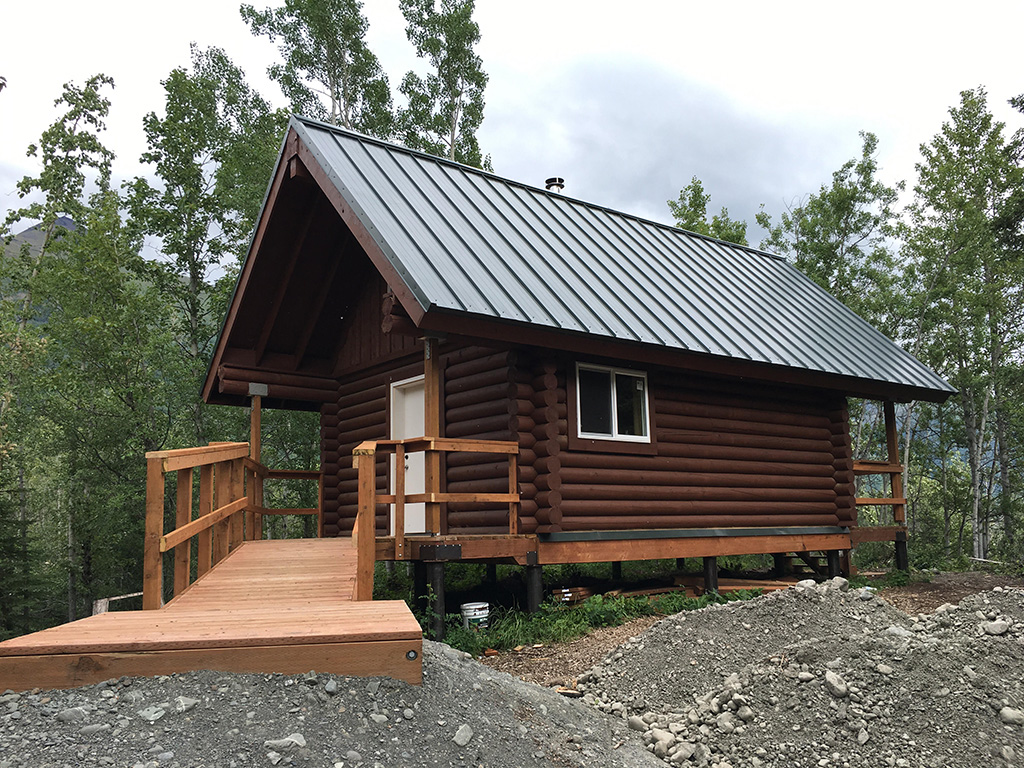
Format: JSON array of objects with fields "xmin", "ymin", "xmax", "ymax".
[{"xmin": 439, "ymin": 589, "xmax": 762, "ymax": 657}]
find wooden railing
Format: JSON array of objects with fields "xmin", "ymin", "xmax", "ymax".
[
  {"xmin": 143, "ymin": 441, "xmax": 321, "ymax": 610},
  {"xmin": 850, "ymin": 401, "xmax": 907, "ymax": 544},
  {"xmin": 351, "ymin": 437, "xmax": 520, "ymax": 601}
]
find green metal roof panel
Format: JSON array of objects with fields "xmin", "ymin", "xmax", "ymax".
[{"xmin": 292, "ymin": 116, "xmax": 954, "ymax": 399}]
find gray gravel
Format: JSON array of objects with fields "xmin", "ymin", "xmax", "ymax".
[
  {"xmin": 578, "ymin": 578, "xmax": 1024, "ymax": 768},
  {"xmin": 0, "ymin": 642, "xmax": 660, "ymax": 768},
  {"xmin": 3, "ymin": 580, "xmax": 1021, "ymax": 768}
]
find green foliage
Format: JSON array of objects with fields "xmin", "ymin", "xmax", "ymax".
[
  {"xmin": 756, "ymin": 131, "xmax": 902, "ymax": 328},
  {"xmin": 397, "ymin": 0, "xmax": 489, "ymax": 168},
  {"xmin": 241, "ymin": 0, "xmax": 393, "ymax": 135},
  {"xmin": 667, "ymin": 176, "xmax": 749, "ymax": 245}
]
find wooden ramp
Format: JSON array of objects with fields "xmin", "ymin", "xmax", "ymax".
[{"xmin": 0, "ymin": 539, "xmax": 422, "ymax": 692}]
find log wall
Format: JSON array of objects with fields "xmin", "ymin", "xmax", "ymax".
[{"xmin": 512, "ymin": 359, "xmax": 849, "ymax": 533}]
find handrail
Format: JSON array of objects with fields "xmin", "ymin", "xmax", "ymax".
[
  {"xmin": 143, "ymin": 441, "xmax": 323, "ymax": 610},
  {"xmin": 352, "ymin": 436, "xmax": 520, "ymax": 601},
  {"xmin": 852, "ymin": 459, "xmax": 906, "ymax": 525}
]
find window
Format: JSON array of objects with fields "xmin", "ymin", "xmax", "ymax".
[{"xmin": 575, "ymin": 363, "xmax": 650, "ymax": 442}]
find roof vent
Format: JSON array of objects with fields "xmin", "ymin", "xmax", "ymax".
[{"xmin": 545, "ymin": 177, "xmax": 564, "ymax": 194}]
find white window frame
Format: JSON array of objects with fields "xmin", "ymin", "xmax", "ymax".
[{"xmin": 575, "ymin": 362, "xmax": 651, "ymax": 443}]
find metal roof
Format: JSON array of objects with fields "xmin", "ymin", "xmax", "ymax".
[{"xmin": 293, "ymin": 116, "xmax": 954, "ymax": 400}]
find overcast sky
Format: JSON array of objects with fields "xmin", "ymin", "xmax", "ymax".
[{"xmin": 2, "ymin": 0, "xmax": 1022, "ymax": 242}]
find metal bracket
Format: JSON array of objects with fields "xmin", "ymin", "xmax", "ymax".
[{"xmin": 419, "ymin": 544, "xmax": 462, "ymax": 561}]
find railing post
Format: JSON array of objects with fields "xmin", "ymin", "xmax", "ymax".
[
  {"xmin": 508, "ymin": 450, "xmax": 518, "ymax": 535},
  {"xmin": 353, "ymin": 447, "xmax": 377, "ymax": 601},
  {"xmin": 395, "ymin": 443, "xmax": 406, "ymax": 560},
  {"xmin": 229, "ymin": 457, "xmax": 244, "ymax": 549},
  {"xmin": 424, "ymin": 337, "xmax": 442, "ymax": 534},
  {"xmin": 143, "ymin": 457, "xmax": 165, "ymax": 610}
]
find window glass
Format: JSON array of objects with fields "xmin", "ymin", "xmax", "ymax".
[
  {"xmin": 578, "ymin": 367, "xmax": 612, "ymax": 435},
  {"xmin": 615, "ymin": 373, "xmax": 647, "ymax": 436}
]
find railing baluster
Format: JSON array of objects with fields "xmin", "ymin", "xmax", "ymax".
[
  {"xmin": 197, "ymin": 464, "xmax": 214, "ymax": 576},
  {"xmin": 174, "ymin": 468, "xmax": 193, "ymax": 597}
]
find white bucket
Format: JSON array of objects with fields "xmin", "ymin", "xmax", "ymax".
[{"xmin": 460, "ymin": 601, "xmax": 489, "ymax": 630}]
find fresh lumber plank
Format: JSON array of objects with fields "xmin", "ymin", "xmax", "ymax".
[{"xmin": 0, "ymin": 639, "xmax": 422, "ymax": 692}]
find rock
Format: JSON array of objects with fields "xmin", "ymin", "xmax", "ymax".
[
  {"xmin": 303, "ymin": 671, "xmax": 319, "ymax": 686},
  {"xmin": 857, "ymin": 729, "xmax": 870, "ymax": 745},
  {"xmin": 137, "ymin": 706, "xmax": 166, "ymax": 723},
  {"xmin": 982, "ymin": 620, "xmax": 1009, "ymax": 636},
  {"xmin": 795, "ymin": 579, "xmax": 817, "ymax": 591},
  {"xmin": 999, "ymin": 707, "xmax": 1024, "ymax": 725},
  {"xmin": 453, "ymin": 724, "xmax": 474, "ymax": 746},
  {"xmin": 172, "ymin": 696, "xmax": 199, "ymax": 713},
  {"xmin": 824, "ymin": 671, "xmax": 848, "ymax": 698},
  {"xmin": 81, "ymin": 723, "xmax": 111, "ymax": 735},
  {"xmin": 369, "ymin": 713, "xmax": 388, "ymax": 724},
  {"xmin": 267, "ymin": 752, "xmax": 283, "ymax": 766},
  {"xmin": 876, "ymin": 664, "xmax": 893, "ymax": 675},
  {"xmin": 325, "ymin": 679, "xmax": 339, "ymax": 696},
  {"xmin": 264, "ymin": 733, "xmax": 307, "ymax": 752},
  {"xmin": 53, "ymin": 706, "xmax": 87, "ymax": 722},
  {"xmin": 627, "ymin": 715, "xmax": 647, "ymax": 731},
  {"xmin": 365, "ymin": 680, "xmax": 381, "ymax": 697},
  {"xmin": 344, "ymin": 750, "xmax": 362, "ymax": 763},
  {"xmin": 797, "ymin": 672, "xmax": 815, "ymax": 683}
]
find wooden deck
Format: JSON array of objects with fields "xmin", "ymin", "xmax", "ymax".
[{"xmin": 0, "ymin": 539, "xmax": 422, "ymax": 692}]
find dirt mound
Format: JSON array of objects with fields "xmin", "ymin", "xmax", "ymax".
[{"xmin": 577, "ymin": 579, "xmax": 1024, "ymax": 767}]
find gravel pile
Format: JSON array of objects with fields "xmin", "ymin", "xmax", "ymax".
[
  {"xmin": 577, "ymin": 578, "xmax": 1024, "ymax": 768},
  {"xmin": 0, "ymin": 641, "xmax": 660, "ymax": 768},
  {"xmin": 2, "ymin": 581, "xmax": 1021, "ymax": 768}
]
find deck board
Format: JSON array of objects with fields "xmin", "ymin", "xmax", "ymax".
[{"xmin": 0, "ymin": 539, "xmax": 421, "ymax": 690}]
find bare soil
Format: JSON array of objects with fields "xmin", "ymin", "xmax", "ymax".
[{"xmin": 482, "ymin": 570, "xmax": 1024, "ymax": 687}]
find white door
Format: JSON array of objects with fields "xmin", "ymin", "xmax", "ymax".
[{"xmin": 390, "ymin": 375, "xmax": 426, "ymax": 534}]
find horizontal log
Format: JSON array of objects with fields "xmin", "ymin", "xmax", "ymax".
[
  {"xmin": 560, "ymin": 500, "xmax": 837, "ymax": 516},
  {"xmin": 535, "ymin": 490, "xmax": 562, "ymax": 509},
  {"xmin": 853, "ymin": 460, "xmax": 903, "ymax": 475},
  {"xmin": 520, "ymin": 499, "xmax": 538, "ymax": 516},
  {"xmin": 445, "ymin": 367, "xmax": 510, "ymax": 394},
  {"xmin": 336, "ymin": 396, "xmax": 386, "ymax": 421},
  {"xmin": 447, "ymin": 461, "xmax": 529, "ymax": 483},
  {"xmin": 446, "ymin": 399, "xmax": 512, "ymax": 425},
  {"xmin": 558, "ymin": 514, "xmax": 841, "ymax": 530},
  {"xmin": 445, "ymin": 510, "xmax": 513, "ymax": 526},
  {"xmin": 558, "ymin": 466, "xmax": 835, "ymax": 486},
  {"xmin": 534, "ymin": 505, "xmax": 563, "ymax": 527},
  {"xmin": 339, "ymin": 409, "xmax": 386, "ymax": 433},
  {"xmin": 531, "ymin": 388, "xmax": 564, "ymax": 409},
  {"xmin": 447, "ymin": 478, "xmax": 512, "ymax": 494},
  {"xmin": 445, "ymin": 382, "xmax": 532, "ymax": 410},
  {"xmin": 445, "ymin": 452, "xmax": 516, "ymax": 468},
  {"xmin": 336, "ymin": 382, "xmax": 387, "ymax": 410},
  {"xmin": 856, "ymin": 497, "xmax": 908, "ymax": 506},
  {"xmin": 445, "ymin": 350, "xmax": 513, "ymax": 379},
  {"xmin": 219, "ymin": 366, "xmax": 338, "ymax": 393},
  {"xmin": 655, "ymin": 440, "xmax": 833, "ymax": 464},
  {"xmin": 655, "ymin": 413, "xmax": 832, "ymax": 442},
  {"xmin": 650, "ymin": 372, "xmax": 831, "ymax": 411},
  {"xmin": 656, "ymin": 399, "xmax": 832, "ymax": 430},
  {"xmin": 219, "ymin": 378, "xmax": 336, "ymax": 403},
  {"xmin": 558, "ymin": 452, "xmax": 832, "ymax": 477},
  {"xmin": 560, "ymin": 485, "xmax": 836, "ymax": 502},
  {"xmin": 655, "ymin": 429, "xmax": 831, "ymax": 455}
]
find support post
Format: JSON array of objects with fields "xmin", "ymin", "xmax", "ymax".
[
  {"xmin": 675, "ymin": 558, "xmax": 686, "ymax": 570},
  {"xmin": 249, "ymin": 392, "xmax": 263, "ymax": 540},
  {"xmin": 895, "ymin": 538, "xmax": 909, "ymax": 572},
  {"xmin": 486, "ymin": 563, "xmax": 497, "ymax": 584},
  {"xmin": 826, "ymin": 550, "xmax": 842, "ymax": 578},
  {"xmin": 703, "ymin": 556, "xmax": 718, "ymax": 594},
  {"xmin": 771, "ymin": 553, "xmax": 793, "ymax": 577},
  {"xmin": 611, "ymin": 561, "xmax": 622, "ymax": 581},
  {"xmin": 424, "ymin": 337, "xmax": 442, "ymax": 535},
  {"xmin": 143, "ymin": 457, "xmax": 165, "ymax": 610},
  {"xmin": 526, "ymin": 564, "xmax": 543, "ymax": 613},
  {"xmin": 427, "ymin": 561, "xmax": 446, "ymax": 640}
]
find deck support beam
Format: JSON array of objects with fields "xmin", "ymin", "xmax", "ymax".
[
  {"xmin": 525, "ymin": 565, "xmax": 543, "ymax": 613},
  {"xmin": 703, "ymin": 556, "xmax": 718, "ymax": 594},
  {"xmin": 826, "ymin": 550, "xmax": 842, "ymax": 578}
]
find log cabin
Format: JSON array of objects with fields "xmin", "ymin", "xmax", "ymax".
[{"xmin": 202, "ymin": 116, "xmax": 954, "ymax": 636}]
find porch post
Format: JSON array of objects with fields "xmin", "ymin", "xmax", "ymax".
[
  {"xmin": 884, "ymin": 401, "xmax": 908, "ymax": 570},
  {"xmin": 248, "ymin": 388, "xmax": 264, "ymax": 540},
  {"xmin": 424, "ymin": 336, "xmax": 442, "ymax": 535}
]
